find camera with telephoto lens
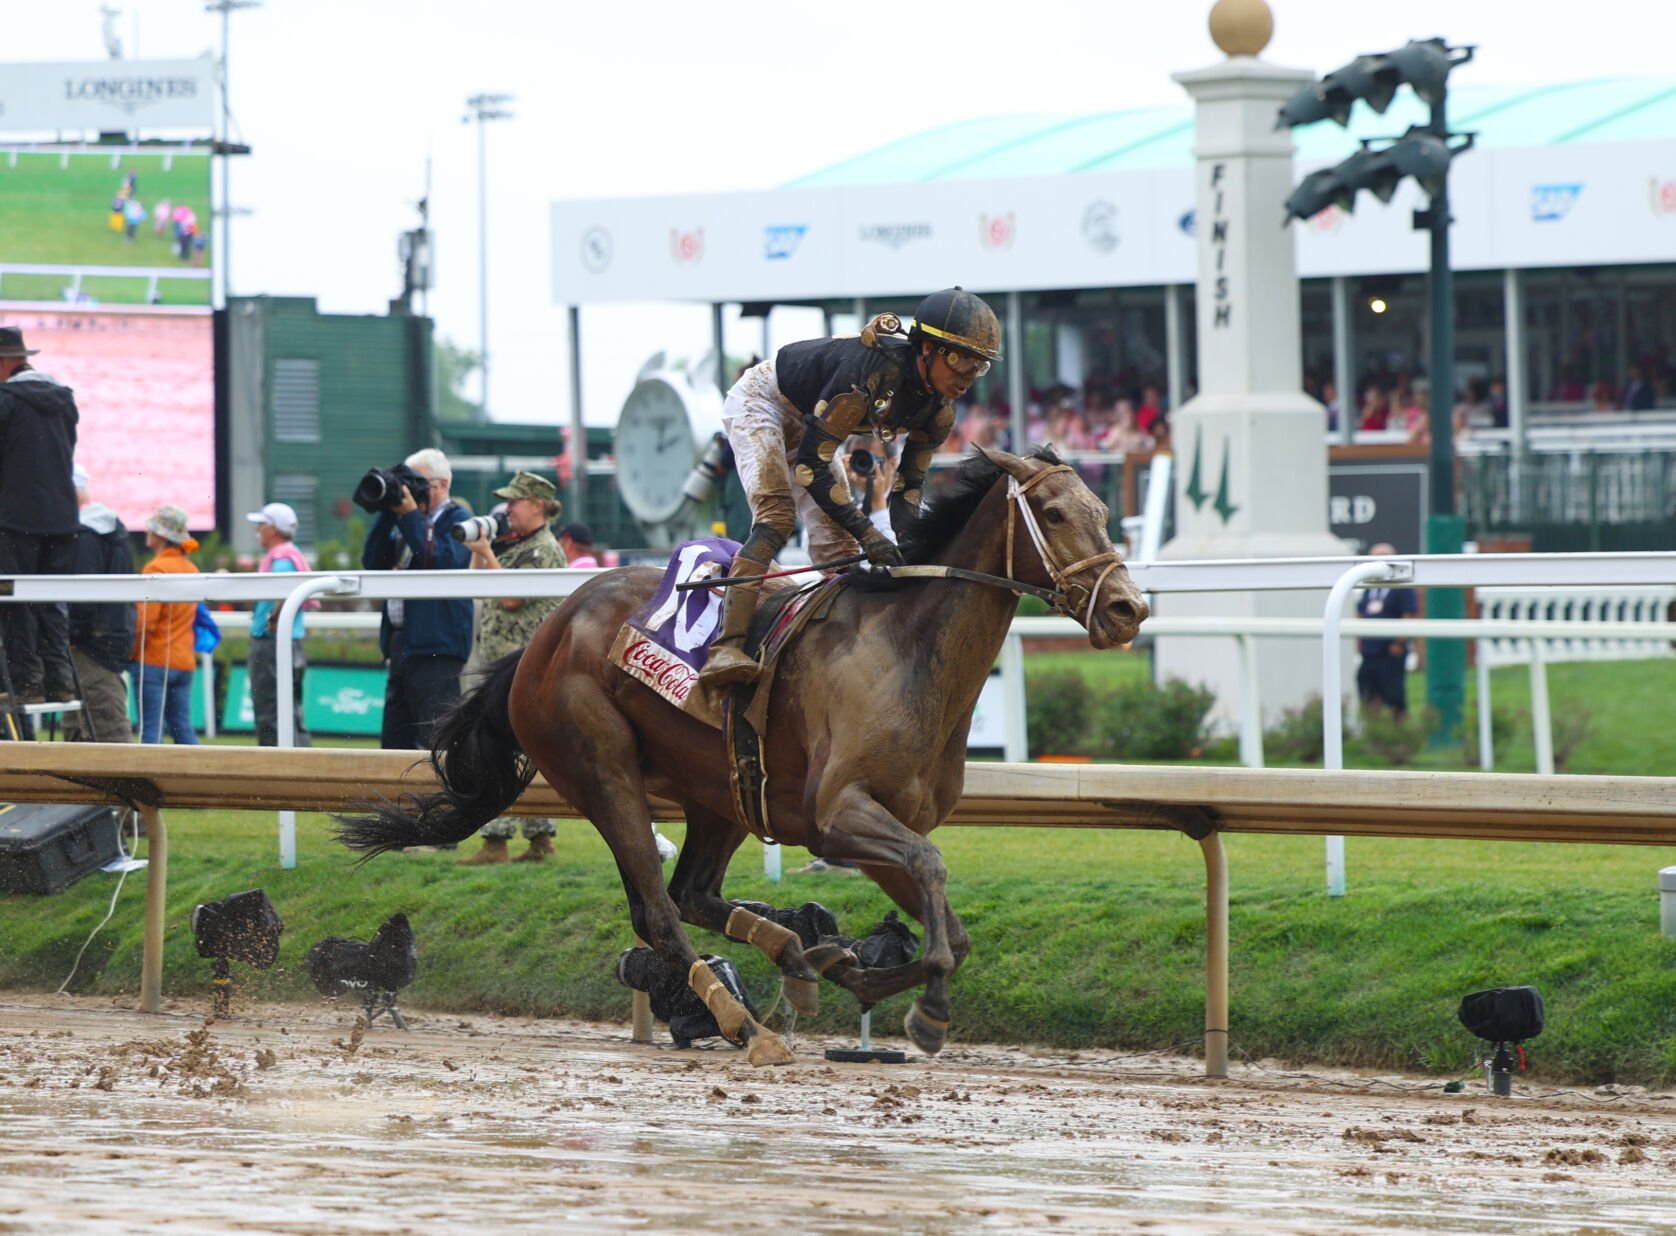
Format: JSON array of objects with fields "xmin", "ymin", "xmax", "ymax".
[
  {"xmin": 849, "ymin": 449, "xmax": 876, "ymax": 477},
  {"xmin": 451, "ymin": 511, "xmax": 511, "ymax": 544},
  {"xmin": 353, "ymin": 463, "xmax": 431, "ymax": 515}
]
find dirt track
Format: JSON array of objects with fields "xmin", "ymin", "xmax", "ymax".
[{"xmin": 3, "ymin": 993, "xmax": 1675, "ymax": 1234}]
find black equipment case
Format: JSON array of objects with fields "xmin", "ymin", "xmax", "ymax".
[{"xmin": 0, "ymin": 803, "xmax": 124, "ymax": 895}]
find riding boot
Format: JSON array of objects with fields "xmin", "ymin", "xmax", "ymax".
[
  {"xmin": 455, "ymin": 837, "xmax": 511, "ymax": 865},
  {"xmin": 697, "ymin": 550, "xmax": 773, "ymax": 688}
]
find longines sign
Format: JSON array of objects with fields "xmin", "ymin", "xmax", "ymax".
[{"xmin": 0, "ymin": 59, "xmax": 215, "ymax": 134}]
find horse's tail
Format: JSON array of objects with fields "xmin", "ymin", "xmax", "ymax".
[{"xmin": 332, "ymin": 650, "xmax": 534, "ymax": 860}]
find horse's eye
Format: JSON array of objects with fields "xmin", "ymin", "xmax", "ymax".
[{"xmin": 1044, "ymin": 507, "xmax": 1065, "ymax": 526}]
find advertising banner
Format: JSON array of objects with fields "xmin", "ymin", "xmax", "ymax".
[
  {"xmin": 0, "ymin": 59, "xmax": 215, "ymax": 135},
  {"xmin": 552, "ymin": 139, "xmax": 1675, "ymax": 305},
  {"xmin": 0, "ymin": 149, "xmax": 213, "ymax": 306},
  {"xmin": 222, "ymin": 664, "xmax": 387, "ymax": 737},
  {"xmin": 0, "ymin": 307, "xmax": 214, "ymax": 528}
]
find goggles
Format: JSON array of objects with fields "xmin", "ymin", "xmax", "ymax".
[{"xmin": 936, "ymin": 346, "xmax": 992, "ymax": 379}]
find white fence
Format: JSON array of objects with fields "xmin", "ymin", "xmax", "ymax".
[{"xmin": 1475, "ymin": 586, "xmax": 1676, "ymax": 668}]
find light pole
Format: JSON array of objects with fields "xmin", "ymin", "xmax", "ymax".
[
  {"xmin": 463, "ymin": 93, "xmax": 513, "ymax": 418},
  {"xmin": 204, "ymin": 0, "xmax": 261, "ymax": 307}
]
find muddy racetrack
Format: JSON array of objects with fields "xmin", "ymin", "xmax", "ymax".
[{"xmin": 2, "ymin": 993, "xmax": 1675, "ymax": 1233}]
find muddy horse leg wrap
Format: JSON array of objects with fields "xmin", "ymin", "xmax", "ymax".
[
  {"xmin": 689, "ymin": 958, "xmax": 750, "ymax": 1042},
  {"xmin": 724, "ymin": 905, "xmax": 798, "ymax": 965}
]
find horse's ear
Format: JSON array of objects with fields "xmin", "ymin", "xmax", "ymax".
[{"xmin": 972, "ymin": 442, "xmax": 1031, "ymax": 480}]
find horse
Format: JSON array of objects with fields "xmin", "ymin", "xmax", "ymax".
[{"xmin": 335, "ymin": 445, "xmax": 1148, "ymax": 1066}]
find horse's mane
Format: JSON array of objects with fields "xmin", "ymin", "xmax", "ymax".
[{"xmin": 894, "ymin": 443, "xmax": 1063, "ymax": 565}]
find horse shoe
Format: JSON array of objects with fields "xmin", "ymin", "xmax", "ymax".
[{"xmin": 904, "ymin": 1001, "xmax": 950, "ymax": 1055}]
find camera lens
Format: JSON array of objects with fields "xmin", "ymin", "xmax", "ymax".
[{"xmin": 850, "ymin": 450, "xmax": 876, "ymax": 477}]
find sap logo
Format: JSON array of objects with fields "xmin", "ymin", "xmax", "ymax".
[
  {"xmin": 1178, "ymin": 209, "xmax": 1196, "ymax": 237},
  {"xmin": 763, "ymin": 224, "xmax": 807, "ymax": 260},
  {"xmin": 1530, "ymin": 183, "xmax": 1583, "ymax": 223}
]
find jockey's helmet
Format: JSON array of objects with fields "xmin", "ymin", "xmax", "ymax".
[{"xmin": 908, "ymin": 287, "xmax": 1003, "ymax": 363}]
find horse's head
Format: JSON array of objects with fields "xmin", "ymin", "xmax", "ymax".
[{"xmin": 979, "ymin": 445, "xmax": 1149, "ymax": 649}]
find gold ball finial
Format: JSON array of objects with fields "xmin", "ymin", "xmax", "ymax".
[{"xmin": 1208, "ymin": 0, "xmax": 1274, "ymax": 57}]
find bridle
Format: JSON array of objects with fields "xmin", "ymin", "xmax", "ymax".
[
  {"xmin": 1002, "ymin": 464, "xmax": 1127, "ymax": 627},
  {"xmin": 885, "ymin": 462, "xmax": 1127, "ymax": 630}
]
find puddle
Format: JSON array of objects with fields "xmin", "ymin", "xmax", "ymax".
[{"xmin": 2, "ymin": 994, "xmax": 1675, "ymax": 1233}]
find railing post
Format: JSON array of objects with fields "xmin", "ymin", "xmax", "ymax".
[
  {"xmin": 275, "ymin": 575, "xmax": 361, "ymax": 868},
  {"xmin": 1236, "ymin": 633, "xmax": 1263, "ymax": 767},
  {"xmin": 1476, "ymin": 639, "xmax": 1494, "ymax": 771},
  {"xmin": 1323, "ymin": 560, "xmax": 1410, "ymax": 897},
  {"xmin": 1201, "ymin": 834, "xmax": 1229, "ymax": 1078},
  {"xmin": 140, "ymin": 806, "xmax": 167, "ymax": 1014},
  {"xmin": 1529, "ymin": 640, "xmax": 1555, "ymax": 775}
]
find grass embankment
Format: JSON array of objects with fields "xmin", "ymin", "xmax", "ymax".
[{"xmin": 3, "ymin": 656, "xmax": 1674, "ymax": 1086}]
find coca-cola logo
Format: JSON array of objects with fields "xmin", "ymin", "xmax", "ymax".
[
  {"xmin": 1650, "ymin": 178, "xmax": 1676, "ymax": 219},
  {"xmin": 978, "ymin": 211, "xmax": 1015, "ymax": 251},
  {"xmin": 623, "ymin": 636, "xmax": 696, "ymax": 701}
]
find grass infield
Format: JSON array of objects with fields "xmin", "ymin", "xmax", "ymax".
[{"xmin": 2, "ymin": 655, "xmax": 1673, "ymax": 1085}]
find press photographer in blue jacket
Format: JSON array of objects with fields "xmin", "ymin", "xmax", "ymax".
[{"xmin": 360, "ymin": 448, "xmax": 473, "ymax": 750}]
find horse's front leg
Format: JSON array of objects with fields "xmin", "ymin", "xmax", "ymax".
[
  {"xmin": 666, "ymin": 803, "xmax": 834, "ymax": 1017},
  {"xmin": 811, "ymin": 784, "xmax": 964, "ymax": 1054}
]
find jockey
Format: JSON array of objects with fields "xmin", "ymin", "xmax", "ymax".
[{"xmin": 698, "ymin": 287, "xmax": 1002, "ymax": 688}]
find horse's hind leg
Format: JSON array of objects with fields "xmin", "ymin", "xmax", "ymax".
[
  {"xmin": 528, "ymin": 688, "xmax": 793, "ymax": 1066},
  {"xmin": 668, "ymin": 803, "xmax": 831, "ymax": 1017}
]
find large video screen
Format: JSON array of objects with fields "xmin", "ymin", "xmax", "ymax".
[
  {"xmin": 0, "ymin": 306, "xmax": 214, "ymax": 528},
  {"xmin": 0, "ymin": 149, "xmax": 212, "ymax": 307}
]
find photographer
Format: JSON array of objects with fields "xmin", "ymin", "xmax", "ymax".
[
  {"xmin": 457, "ymin": 471, "xmax": 567, "ymax": 865},
  {"xmin": 360, "ymin": 447, "xmax": 472, "ymax": 753},
  {"xmin": 843, "ymin": 435, "xmax": 898, "ymax": 544}
]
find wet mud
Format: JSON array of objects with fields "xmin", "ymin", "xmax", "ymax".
[{"xmin": 2, "ymin": 993, "xmax": 1675, "ymax": 1233}]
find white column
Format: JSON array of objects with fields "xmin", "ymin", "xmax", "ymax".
[
  {"xmin": 1157, "ymin": 51, "xmax": 1350, "ymax": 731},
  {"xmin": 1332, "ymin": 275, "xmax": 1355, "ymax": 445},
  {"xmin": 1165, "ymin": 284, "xmax": 1188, "ymax": 414}
]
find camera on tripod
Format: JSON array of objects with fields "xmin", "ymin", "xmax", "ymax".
[
  {"xmin": 451, "ymin": 511, "xmax": 510, "ymax": 544},
  {"xmin": 353, "ymin": 463, "xmax": 430, "ymax": 515}
]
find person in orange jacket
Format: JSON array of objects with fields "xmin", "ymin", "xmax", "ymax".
[{"xmin": 130, "ymin": 505, "xmax": 200, "ymax": 744}]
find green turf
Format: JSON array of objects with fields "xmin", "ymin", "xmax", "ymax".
[
  {"xmin": 3, "ymin": 653, "xmax": 1674, "ymax": 1085},
  {"xmin": 0, "ymin": 151, "xmax": 212, "ymax": 306}
]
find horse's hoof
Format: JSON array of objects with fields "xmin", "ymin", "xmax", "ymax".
[
  {"xmin": 782, "ymin": 975, "xmax": 819, "ymax": 1017},
  {"xmin": 801, "ymin": 942, "xmax": 858, "ymax": 975},
  {"xmin": 745, "ymin": 1030, "xmax": 795, "ymax": 1067},
  {"xmin": 904, "ymin": 1001, "xmax": 949, "ymax": 1055}
]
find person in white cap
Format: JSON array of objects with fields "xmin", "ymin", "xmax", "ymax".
[{"xmin": 246, "ymin": 501, "xmax": 313, "ymax": 747}]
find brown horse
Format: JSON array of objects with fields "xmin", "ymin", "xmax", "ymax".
[{"xmin": 335, "ymin": 446, "xmax": 1147, "ymax": 1065}]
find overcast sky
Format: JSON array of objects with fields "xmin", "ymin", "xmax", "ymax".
[{"xmin": 23, "ymin": 0, "xmax": 1673, "ymax": 430}]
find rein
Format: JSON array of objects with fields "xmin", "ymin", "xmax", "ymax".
[{"xmin": 886, "ymin": 463, "xmax": 1126, "ymax": 625}]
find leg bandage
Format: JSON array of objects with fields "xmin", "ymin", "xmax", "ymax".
[
  {"xmin": 689, "ymin": 958, "xmax": 749, "ymax": 1041},
  {"xmin": 725, "ymin": 905, "xmax": 798, "ymax": 964}
]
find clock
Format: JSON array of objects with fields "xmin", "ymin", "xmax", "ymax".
[{"xmin": 613, "ymin": 365, "xmax": 723, "ymax": 527}]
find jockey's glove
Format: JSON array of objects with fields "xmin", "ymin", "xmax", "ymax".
[{"xmin": 860, "ymin": 526, "xmax": 904, "ymax": 568}]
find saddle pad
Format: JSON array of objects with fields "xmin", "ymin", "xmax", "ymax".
[{"xmin": 609, "ymin": 537, "xmax": 739, "ymax": 712}]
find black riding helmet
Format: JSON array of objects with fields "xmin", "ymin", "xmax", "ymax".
[{"xmin": 907, "ymin": 287, "xmax": 1003, "ymax": 364}]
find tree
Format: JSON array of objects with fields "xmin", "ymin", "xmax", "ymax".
[{"xmin": 435, "ymin": 336, "xmax": 485, "ymax": 423}]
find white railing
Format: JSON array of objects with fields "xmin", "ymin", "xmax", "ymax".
[
  {"xmin": 1475, "ymin": 586, "xmax": 1676, "ymax": 667},
  {"xmin": 10, "ymin": 551, "xmax": 1676, "ymax": 885}
]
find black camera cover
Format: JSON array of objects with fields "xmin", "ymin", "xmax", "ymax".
[
  {"xmin": 1458, "ymin": 985, "xmax": 1544, "ymax": 1043},
  {"xmin": 353, "ymin": 463, "xmax": 431, "ymax": 514}
]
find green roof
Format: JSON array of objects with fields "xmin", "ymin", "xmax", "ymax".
[{"xmin": 786, "ymin": 78, "xmax": 1676, "ymax": 187}]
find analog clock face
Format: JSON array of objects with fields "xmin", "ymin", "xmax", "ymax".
[{"xmin": 615, "ymin": 377, "xmax": 696, "ymax": 524}]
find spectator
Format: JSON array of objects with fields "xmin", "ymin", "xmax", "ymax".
[
  {"xmin": 1589, "ymin": 380, "xmax": 1617, "ymax": 413},
  {"xmin": 1404, "ymin": 391, "xmax": 1432, "ymax": 449},
  {"xmin": 1359, "ymin": 385, "xmax": 1391, "ymax": 431},
  {"xmin": 1452, "ymin": 377, "xmax": 1496, "ymax": 437},
  {"xmin": 130, "ymin": 505, "xmax": 200, "ymax": 745},
  {"xmin": 1356, "ymin": 543, "xmax": 1419, "ymax": 720},
  {"xmin": 64, "ymin": 465, "xmax": 135, "ymax": 743},
  {"xmin": 1621, "ymin": 363, "xmax": 1656, "ymax": 412},
  {"xmin": 1489, "ymin": 376, "xmax": 1510, "ymax": 427},
  {"xmin": 0, "ymin": 326, "xmax": 79, "ymax": 707},
  {"xmin": 841, "ymin": 437, "xmax": 897, "ymax": 544},
  {"xmin": 246, "ymin": 501, "xmax": 313, "ymax": 748},
  {"xmin": 558, "ymin": 523, "xmax": 600, "ymax": 569},
  {"xmin": 362, "ymin": 446, "xmax": 472, "ymax": 753},
  {"xmin": 1320, "ymin": 380, "xmax": 1341, "ymax": 433},
  {"xmin": 1135, "ymin": 385, "xmax": 1165, "ymax": 437},
  {"xmin": 457, "ymin": 472, "xmax": 568, "ymax": 865}
]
